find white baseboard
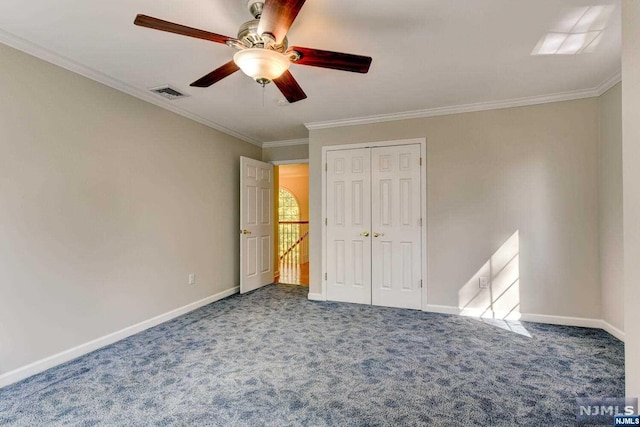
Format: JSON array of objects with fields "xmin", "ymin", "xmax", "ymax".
[
  {"xmin": 423, "ymin": 304, "xmax": 623, "ymax": 341},
  {"xmin": 1, "ymin": 290, "xmax": 624, "ymax": 390},
  {"xmin": 600, "ymin": 320, "xmax": 625, "ymax": 341},
  {"xmin": 307, "ymin": 292, "xmax": 324, "ymax": 301},
  {"xmin": 423, "ymin": 304, "xmax": 460, "ymax": 315},
  {"xmin": 519, "ymin": 313, "xmax": 603, "ymax": 329},
  {"xmin": 427, "ymin": 305, "xmax": 519, "ymax": 320},
  {"xmin": 0, "ymin": 286, "xmax": 239, "ymax": 389}
]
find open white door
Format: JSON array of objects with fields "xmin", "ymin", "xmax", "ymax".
[{"xmin": 240, "ymin": 157, "xmax": 274, "ymax": 294}]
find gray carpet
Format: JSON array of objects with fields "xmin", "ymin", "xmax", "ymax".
[{"xmin": 0, "ymin": 284, "xmax": 625, "ymax": 426}]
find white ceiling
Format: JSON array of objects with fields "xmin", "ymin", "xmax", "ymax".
[{"xmin": 0, "ymin": 0, "xmax": 621, "ymax": 145}]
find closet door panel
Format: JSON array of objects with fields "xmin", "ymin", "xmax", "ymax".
[
  {"xmin": 371, "ymin": 145, "xmax": 422, "ymax": 309},
  {"xmin": 326, "ymin": 148, "xmax": 372, "ymax": 304}
]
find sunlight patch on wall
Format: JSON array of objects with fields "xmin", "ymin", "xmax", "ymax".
[
  {"xmin": 531, "ymin": 6, "xmax": 614, "ymax": 55},
  {"xmin": 458, "ymin": 231, "xmax": 527, "ymax": 335}
]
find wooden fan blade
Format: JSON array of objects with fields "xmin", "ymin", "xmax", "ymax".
[
  {"xmin": 190, "ymin": 61, "xmax": 240, "ymax": 87},
  {"xmin": 134, "ymin": 14, "xmax": 237, "ymax": 45},
  {"xmin": 273, "ymin": 70, "xmax": 307, "ymax": 103},
  {"xmin": 288, "ymin": 46, "xmax": 372, "ymax": 73},
  {"xmin": 257, "ymin": 0, "xmax": 306, "ymax": 44}
]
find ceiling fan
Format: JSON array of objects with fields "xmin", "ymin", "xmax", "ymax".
[{"xmin": 134, "ymin": 0, "xmax": 373, "ymax": 103}]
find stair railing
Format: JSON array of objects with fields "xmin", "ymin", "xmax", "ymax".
[{"xmin": 279, "ymin": 221, "xmax": 309, "ymax": 264}]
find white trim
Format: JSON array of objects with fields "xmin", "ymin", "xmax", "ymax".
[
  {"xmin": 0, "ymin": 29, "xmax": 261, "ymax": 147},
  {"xmin": 262, "ymin": 138, "xmax": 309, "ymax": 148},
  {"xmin": 420, "ymin": 141, "xmax": 428, "ymax": 309},
  {"xmin": 600, "ymin": 320, "xmax": 625, "ymax": 342},
  {"xmin": 320, "ymin": 139, "xmax": 427, "ymax": 151},
  {"xmin": 306, "ymin": 90, "xmax": 593, "ymax": 129},
  {"xmin": 321, "ymin": 138, "xmax": 428, "ymax": 308},
  {"xmin": 518, "ymin": 313, "xmax": 603, "ymax": 329},
  {"xmin": 269, "ymin": 159, "xmax": 309, "ymax": 165},
  {"xmin": 596, "ymin": 70, "xmax": 622, "ymax": 96},
  {"xmin": 425, "ymin": 304, "xmax": 522, "ymax": 320},
  {"xmin": 0, "ymin": 286, "xmax": 239, "ymax": 389},
  {"xmin": 2, "ymin": 25, "xmax": 621, "ymax": 145},
  {"xmin": 2, "ymin": 26, "xmax": 621, "ymax": 146},
  {"xmin": 305, "ymin": 72, "xmax": 622, "ymax": 131},
  {"xmin": 423, "ymin": 304, "xmax": 460, "ymax": 316},
  {"xmin": 424, "ymin": 304, "xmax": 623, "ymax": 340},
  {"xmin": 307, "ymin": 292, "xmax": 324, "ymax": 301},
  {"xmin": 321, "ymin": 143, "xmax": 328, "ymax": 302}
]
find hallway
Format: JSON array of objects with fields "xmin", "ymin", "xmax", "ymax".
[
  {"xmin": 277, "ymin": 262, "xmax": 309, "ymax": 286},
  {"xmin": 277, "ymin": 163, "xmax": 309, "ymax": 287}
]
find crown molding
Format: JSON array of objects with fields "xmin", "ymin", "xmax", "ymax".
[
  {"xmin": 2, "ymin": 26, "xmax": 621, "ymax": 145},
  {"xmin": 262, "ymin": 138, "xmax": 309, "ymax": 148},
  {"xmin": 305, "ymin": 71, "xmax": 623, "ymax": 131},
  {"xmin": 596, "ymin": 70, "xmax": 622, "ymax": 96},
  {"xmin": 0, "ymin": 29, "xmax": 262, "ymax": 147}
]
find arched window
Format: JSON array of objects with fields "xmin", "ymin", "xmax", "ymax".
[
  {"xmin": 278, "ymin": 188, "xmax": 300, "ymax": 259},
  {"xmin": 279, "ymin": 188, "xmax": 299, "ymax": 221}
]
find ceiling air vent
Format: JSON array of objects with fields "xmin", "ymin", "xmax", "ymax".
[{"xmin": 149, "ymin": 85, "xmax": 189, "ymax": 100}]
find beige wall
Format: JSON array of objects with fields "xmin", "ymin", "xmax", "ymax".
[
  {"xmin": 309, "ymin": 98, "xmax": 602, "ymax": 319},
  {"xmin": 598, "ymin": 83, "xmax": 623, "ymax": 333},
  {"xmin": 262, "ymin": 144, "xmax": 309, "ymax": 162},
  {"xmin": 622, "ymin": 0, "xmax": 640, "ymax": 398},
  {"xmin": 0, "ymin": 43, "xmax": 261, "ymax": 374}
]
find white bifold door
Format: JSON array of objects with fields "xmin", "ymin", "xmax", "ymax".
[
  {"xmin": 326, "ymin": 144, "xmax": 423, "ymax": 309},
  {"xmin": 240, "ymin": 157, "xmax": 274, "ymax": 294}
]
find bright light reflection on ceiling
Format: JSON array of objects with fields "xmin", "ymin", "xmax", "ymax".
[{"xmin": 532, "ymin": 5, "xmax": 613, "ymax": 55}]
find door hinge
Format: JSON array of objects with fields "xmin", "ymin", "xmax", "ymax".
[
  {"xmin": 420, "ymin": 280, "xmax": 423, "ymax": 288},
  {"xmin": 325, "ymin": 163, "xmax": 328, "ymax": 171},
  {"xmin": 325, "ymin": 218, "xmax": 328, "ymax": 225},
  {"xmin": 325, "ymin": 273, "xmax": 327, "ymax": 280},
  {"xmin": 420, "ymin": 218, "xmax": 423, "ymax": 226},
  {"xmin": 419, "ymin": 157, "xmax": 423, "ymax": 166}
]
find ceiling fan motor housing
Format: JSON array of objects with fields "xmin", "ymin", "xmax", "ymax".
[{"xmin": 237, "ymin": 19, "xmax": 288, "ymax": 52}]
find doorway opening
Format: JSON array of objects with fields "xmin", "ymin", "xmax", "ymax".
[{"xmin": 276, "ymin": 164, "xmax": 309, "ymax": 285}]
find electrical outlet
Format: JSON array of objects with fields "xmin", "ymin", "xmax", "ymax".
[
  {"xmin": 479, "ymin": 276, "xmax": 489, "ymax": 289},
  {"xmin": 188, "ymin": 273, "xmax": 196, "ymax": 285}
]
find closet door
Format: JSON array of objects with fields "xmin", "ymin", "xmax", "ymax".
[
  {"xmin": 371, "ymin": 144, "xmax": 422, "ymax": 309},
  {"xmin": 326, "ymin": 148, "xmax": 372, "ymax": 304}
]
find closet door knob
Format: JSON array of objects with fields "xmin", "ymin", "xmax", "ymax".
[
  {"xmin": 373, "ymin": 232, "xmax": 384, "ymax": 238},
  {"xmin": 361, "ymin": 231, "xmax": 370, "ymax": 237}
]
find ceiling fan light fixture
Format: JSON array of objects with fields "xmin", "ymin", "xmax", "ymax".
[{"xmin": 233, "ymin": 48, "xmax": 290, "ymax": 84}]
